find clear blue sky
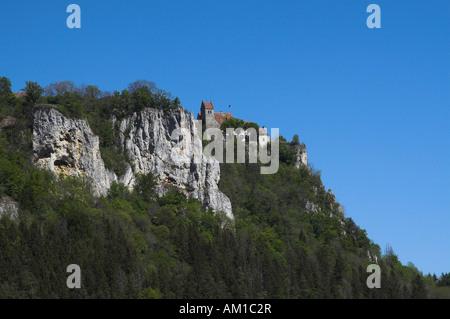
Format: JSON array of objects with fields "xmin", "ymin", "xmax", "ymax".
[{"xmin": 1, "ymin": 0, "xmax": 449, "ymax": 276}]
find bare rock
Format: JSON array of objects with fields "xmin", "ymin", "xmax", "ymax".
[
  {"xmin": 0, "ymin": 116, "xmax": 16, "ymax": 130},
  {"xmin": 32, "ymin": 108, "xmax": 116, "ymax": 197},
  {"xmin": 293, "ymin": 144, "xmax": 308, "ymax": 169},
  {"xmin": 32, "ymin": 107, "xmax": 233, "ymax": 221},
  {"xmin": 0, "ymin": 196, "xmax": 19, "ymax": 221},
  {"xmin": 118, "ymin": 107, "xmax": 233, "ymax": 220}
]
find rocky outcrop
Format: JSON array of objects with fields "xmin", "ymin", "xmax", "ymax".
[
  {"xmin": 0, "ymin": 196, "xmax": 19, "ymax": 221},
  {"xmin": 32, "ymin": 107, "xmax": 115, "ymax": 197},
  {"xmin": 0, "ymin": 116, "xmax": 16, "ymax": 130},
  {"xmin": 305, "ymin": 200, "xmax": 321, "ymax": 214},
  {"xmin": 293, "ymin": 143, "xmax": 308, "ymax": 169},
  {"xmin": 326, "ymin": 189, "xmax": 345, "ymax": 216},
  {"xmin": 32, "ymin": 107, "xmax": 233, "ymax": 220},
  {"xmin": 117, "ymin": 107, "xmax": 232, "ymax": 219}
]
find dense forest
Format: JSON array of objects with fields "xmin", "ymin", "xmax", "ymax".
[{"xmin": 0, "ymin": 77, "xmax": 449, "ymax": 298}]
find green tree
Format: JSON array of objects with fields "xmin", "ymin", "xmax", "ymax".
[
  {"xmin": 99, "ymin": 120, "xmax": 115, "ymax": 147},
  {"xmin": 44, "ymin": 81, "xmax": 76, "ymax": 97},
  {"xmin": 0, "ymin": 77, "xmax": 12, "ymax": 97},
  {"xmin": 132, "ymin": 86, "xmax": 153, "ymax": 112},
  {"xmin": 278, "ymin": 136, "xmax": 296, "ymax": 165},
  {"xmin": 84, "ymin": 85, "xmax": 102, "ymax": 99},
  {"xmin": 22, "ymin": 81, "xmax": 43, "ymax": 103},
  {"xmin": 220, "ymin": 118, "xmax": 259, "ymax": 132},
  {"xmin": 411, "ymin": 274, "xmax": 427, "ymax": 299},
  {"xmin": 291, "ymin": 134, "xmax": 300, "ymax": 145},
  {"xmin": 134, "ymin": 173, "xmax": 157, "ymax": 202},
  {"xmin": 128, "ymin": 79, "xmax": 157, "ymax": 94},
  {"xmin": 107, "ymin": 182, "xmax": 130, "ymax": 200}
]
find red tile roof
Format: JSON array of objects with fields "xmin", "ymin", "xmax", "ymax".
[
  {"xmin": 202, "ymin": 100, "xmax": 214, "ymax": 110},
  {"xmin": 214, "ymin": 112, "xmax": 233, "ymax": 126}
]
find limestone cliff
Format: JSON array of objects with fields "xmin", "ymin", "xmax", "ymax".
[
  {"xmin": 32, "ymin": 107, "xmax": 233, "ymax": 220},
  {"xmin": 116, "ymin": 107, "xmax": 232, "ymax": 220},
  {"xmin": 293, "ymin": 143, "xmax": 308, "ymax": 169},
  {"xmin": 32, "ymin": 107, "xmax": 115, "ymax": 197},
  {"xmin": 0, "ymin": 195, "xmax": 19, "ymax": 221}
]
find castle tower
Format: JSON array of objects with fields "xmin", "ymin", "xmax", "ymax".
[
  {"xmin": 259, "ymin": 126, "xmax": 269, "ymax": 147},
  {"xmin": 200, "ymin": 100, "xmax": 220, "ymax": 130}
]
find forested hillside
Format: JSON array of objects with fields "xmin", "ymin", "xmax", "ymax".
[{"xmin": 0, "ymin": 78, "xmax": 449, "ymax": 298}]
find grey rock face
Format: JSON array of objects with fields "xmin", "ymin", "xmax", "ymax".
[
  {"xmin": 293, "ymin": 144, "xmax": 308, "ymax": 169},
  {"xmin": 118, "ymin": 108, "xmax": 233, "ymax": 220},
  {"xmin": 32, "ymin": 107, "xmax": 233, "ymax": 220},
  {"xmin": 32, "ymin": 107, "xmax": 116, "ymax": 197},
  {"xmin": 0, "ymin": 116, "xmax": 16, "ymax": 130},
  {"xmin": 0, "ymin": 196, "xmax": 19, "ymax": 221},
  {"xmin": 305, "ymin": 200, "xmax": 321, "ymax": 214},
  {"xmin": 326, "ymin": 189, "xmax": 345, "ymax": 216}
]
